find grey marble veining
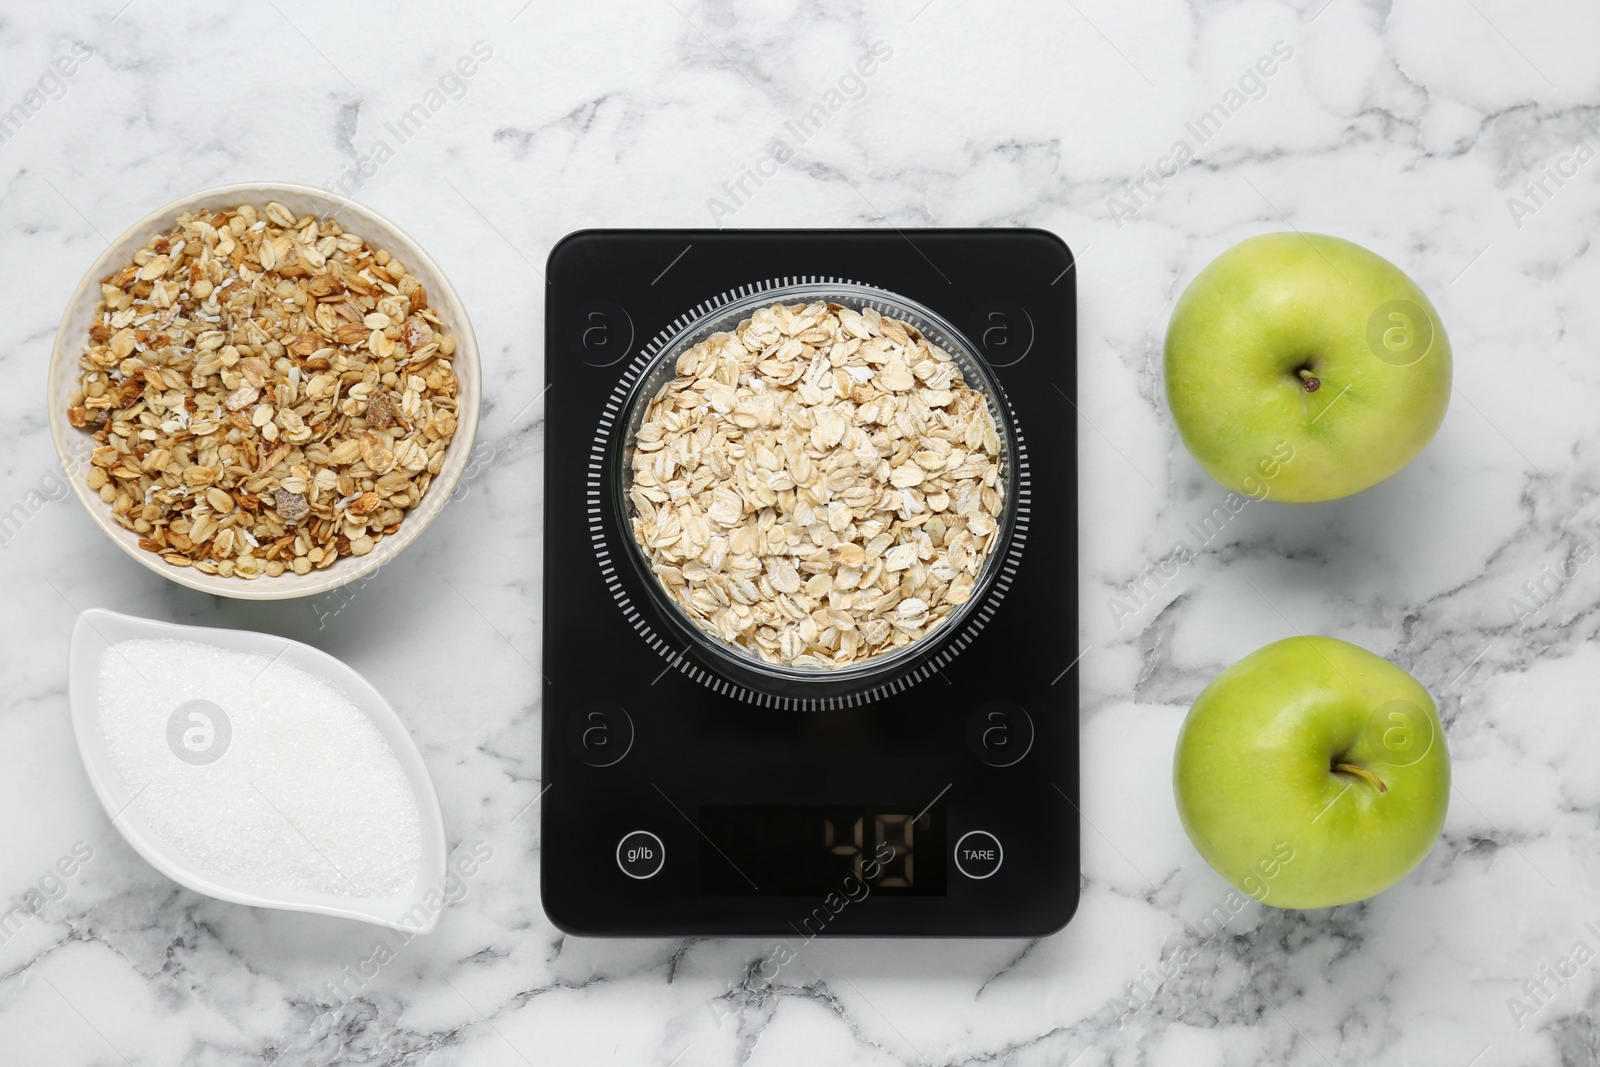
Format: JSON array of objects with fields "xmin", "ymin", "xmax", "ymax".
[{"xmin": 1, "ymin": 0, "xmax": 1598, "ymax": 1064}]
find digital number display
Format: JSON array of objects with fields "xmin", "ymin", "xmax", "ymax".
[{"xmin": 698, "ymin": 805, "xmax": 947, "ymax": 897}]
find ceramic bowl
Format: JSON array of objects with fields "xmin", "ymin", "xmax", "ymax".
[
  {"xmin": 46, "ymin": 181, "xmax": 481, "ymax": 600},
  {"xmin": 68, "ymin": 608, "xmax": 448, "ymax": 931}
]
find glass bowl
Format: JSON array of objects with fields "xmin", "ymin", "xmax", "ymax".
[{"xmin": 615, "ymin": 281, "xmax": 1019, "ymax": 695}]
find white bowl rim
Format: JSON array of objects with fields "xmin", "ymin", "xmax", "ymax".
[
  {"xmin": 46, "ymin": 180, "xmax": 482, "ymax": 601},
  {"xmin": 68, "ymin": 607, "xmax": 450, "ymax": 932}
]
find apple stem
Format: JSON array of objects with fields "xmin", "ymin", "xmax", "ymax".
[
  {"xmin": 1333, "ymin": 762, "xmax": 1387, "ymax": 793},
  {"xmin": 1298, "ymin": 368, "xmax": 1322, "ymax": 393}
]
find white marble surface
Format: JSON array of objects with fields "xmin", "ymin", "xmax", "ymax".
[{"xmin": 2, "ymin": 0, "xmax": 1599, "ymax": 1064}]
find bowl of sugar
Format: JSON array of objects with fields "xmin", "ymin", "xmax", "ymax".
[{"xmin": 68, "ymin": 608, "xmax": 448, "ymax": 931}]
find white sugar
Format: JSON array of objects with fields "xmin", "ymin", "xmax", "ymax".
[{"xmin": 97, "ymin": 638, "xmax": 421, "ymax": 898}]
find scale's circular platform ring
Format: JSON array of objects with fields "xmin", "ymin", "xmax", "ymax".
[{"xmin": 586, "ymin": 276, "xmax": 1032, "ymax": 710}]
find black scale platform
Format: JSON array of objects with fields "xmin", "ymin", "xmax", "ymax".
[{"xmin": 541, "ymin": 229, "xmax": 1079, "ymax": 936}]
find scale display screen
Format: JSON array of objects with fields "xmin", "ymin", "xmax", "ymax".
[{"xmin": 698, "ymin": 805, "xmax": 947, "ymax": 897}]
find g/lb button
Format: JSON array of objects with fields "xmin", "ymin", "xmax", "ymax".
[
  {"xmin": 954, "ymin": 830, "xmax": 1003, "ymax": 880},
  {"xmin": 617, "ymin": 830, "xmax": 665, "ymax": 879}
]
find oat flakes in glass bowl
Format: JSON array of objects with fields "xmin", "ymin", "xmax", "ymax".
[
  {"xmin": 47, "ymin": 182, "xmax": 480, "ymax": 600},
  {"xmin": 620, "ymin": 282, "xmax": 1017, "ymax": 689}
]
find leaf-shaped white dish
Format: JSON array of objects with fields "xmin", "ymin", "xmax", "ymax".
[{"xmin": 69, "ymin": 608, "xmax": 447, "ymax": 932}]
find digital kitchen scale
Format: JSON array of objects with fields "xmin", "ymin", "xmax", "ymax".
[{"xmin": 541, "ymin": 229, "xmax": 1079, "ymax": 937}]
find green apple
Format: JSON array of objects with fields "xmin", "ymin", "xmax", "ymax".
[
  {"xmin": 1173, "ymin": 636, "xmax": 1449, "ymax": 908},
  {"xmin": 1164, "ymin": 233, "xmax": 1451, "ymax": 502}
]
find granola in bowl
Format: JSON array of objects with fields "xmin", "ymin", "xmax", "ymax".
[
  {"xmin": 64, "ymin": 202, "xmax": 461, "ymax": 580},
  {"xmin": 626, "ymin": 298, "xmax": 1008, "ymax": 671}
]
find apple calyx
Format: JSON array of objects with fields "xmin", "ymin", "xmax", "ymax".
[
  {"xmin": 1333, "ymin": 762, "xmax": 1387, "ymax": 793},
  {"xmin": 1297, "ymin": 367, "xmax": 1322, "ymax": 393}
]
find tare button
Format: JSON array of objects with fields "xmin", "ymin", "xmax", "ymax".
[
  {"xmin": 616, "ymin": 830, "xmax": 665, "ymax": 880},
  {"xmin": 954, "ymin": 830, "xmax": 1004, "ymax": 880}
]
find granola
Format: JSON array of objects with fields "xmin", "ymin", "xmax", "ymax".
[
  {"xmin": 66, "ymin": 203, "xmax": 461, "ymax": 579},
  {"xmin": 628, "ymin": 300, "xmax": 1006, "ymax": 668}
]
